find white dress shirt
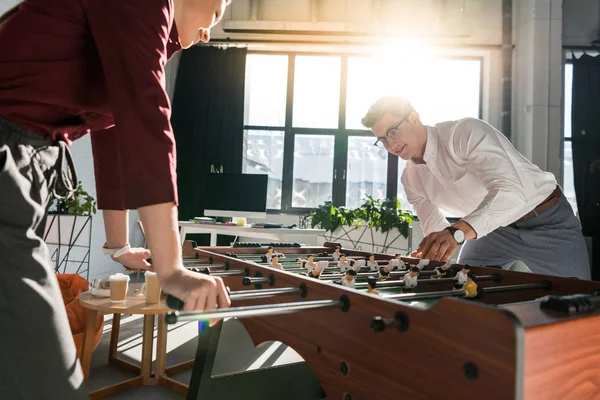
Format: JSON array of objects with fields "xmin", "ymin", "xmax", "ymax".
[{"xmin": 401, "ymin": 118, "xmax": 557, "ymax": 238}]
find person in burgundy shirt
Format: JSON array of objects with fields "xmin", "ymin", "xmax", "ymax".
[{"xmin": 0, "ymin": 1, "xmax": 231, "ymax": 398}]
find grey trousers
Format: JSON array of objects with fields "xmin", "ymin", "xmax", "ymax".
[
  {"xmin": 458, "ymin": 192, "xmax": 591, "ymax": 280},
  {"xmin": 0, "ymin": 119, "xmax": 88, "ymax": 399}
]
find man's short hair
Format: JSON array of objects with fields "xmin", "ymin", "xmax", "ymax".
[{"xmin": 361, "ymin": 96, "xmax": 415, "ymax": 129}]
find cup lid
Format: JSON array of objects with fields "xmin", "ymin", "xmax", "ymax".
[
  {"xmin": 145, "ymin": 271, "xmax": 157, "ymax": 278},
  {"xmin": 109, "ymin": 273, "xmax": 130, "ymax": 282}
]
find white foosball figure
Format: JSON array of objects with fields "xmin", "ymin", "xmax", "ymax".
[
  {"xmin": 366, "ymin": 254, "xmax": 379, "ymax": 272},
  {"xmin": 395, "ymin": 254, "xmax": 407, "ymax": 270},
  {"xmin": 389, "ymin": 259, "xmax": 401, "ymax": 271},
  {"xmin": 331, "ymin": 246, "xmax": 342, "ymax": 261},
  {"xmin": 354, "ymin": 259, "xmax": 366, "ymax": 270},
  {"xmin": 299, "ymin": 255, "xmax": 317, "ymax": 274},
  {"xmin": 337, "ymin": 255, "xmax": 350, "ymax": 273},
  {"xmin": 402, "ymin": 267, "xmax": 420, "ymax": 290},
  {"xmin": 340, "ymin": 269, "xmax": 357, "ymax": 288},
  {"xmin": 270, "ymin": 255, "xmax": 283, "ymax": 270},
  {"xmin": 416, "ymin": 259, "xmax": 430, "ymax": 271},
  {"xmin": 265, "ymin": 246, "xmax": 276, "ymax": 262},
  {"xmin": 315, "ymin": 260, "xmax": 329, "ymax": 279},
  {"xmin": 455, "ymin": 265, "xmax": 470, "ymax": 286}
]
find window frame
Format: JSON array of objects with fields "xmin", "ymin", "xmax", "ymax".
[{"xmin": 243, "ymin": 51, "xmax": 484, "ymax": 215}]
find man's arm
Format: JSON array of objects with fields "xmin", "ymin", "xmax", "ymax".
[
  {"xmin": 452, "ymin": 118, "xmax": 528, "ymax": 238},
  {"xmin": 403, "ymin": 176, "xmax": 449, "ymax": 237}
]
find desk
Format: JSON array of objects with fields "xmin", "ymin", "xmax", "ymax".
[
  {"xmin": 178, "ymin": 221, "xmax": 325, "ymax": 246},
  {"xmin": 79, "ymin": 286, "xmax": 191, "ymax": 398}
]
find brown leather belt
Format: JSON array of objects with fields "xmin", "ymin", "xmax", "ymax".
[{"xmin": 510, "ymin": 186, "xmax": 562, "ymax": 226}]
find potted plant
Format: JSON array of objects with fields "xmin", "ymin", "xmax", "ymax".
[
  {"xmin": 44, "ymin": 181, "xmax": 97, "ymax": 279},
  {"xmin": 308, "ymin": 196, "xmax": 414, "ymax": 254}
]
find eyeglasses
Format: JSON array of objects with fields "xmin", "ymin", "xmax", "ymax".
[{"xmin": 373, "ymin": 116, "xmax": 407, "ymax": 148}]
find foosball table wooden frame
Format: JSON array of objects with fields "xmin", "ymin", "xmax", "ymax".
[{"xmin": 170, "ymin": 241, "xmax": 600, "ymax": 400}]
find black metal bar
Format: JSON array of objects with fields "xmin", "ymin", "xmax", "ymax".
[
  {"xmin": 243, "ymin": 276, "xmax": 270, "ymax": 285},
  {"xmin": 187, "ymin": 320, "xmax": 223, "ymax": 400},
  {"xmin": 281, "ymin": 54, "xmax": 296, "ymax": 213},
  {"xmin": 481, "ymin": 282, "xmax": 550, "ymax": 294}
]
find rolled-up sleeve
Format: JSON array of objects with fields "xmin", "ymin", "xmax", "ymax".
[
  {"xmin": 453, "ymin": 119, "xmax": 527, "ymax": 237},
  {"xmin": 84, "ymin": 0, "xmax": 178, "ymax": 209}
]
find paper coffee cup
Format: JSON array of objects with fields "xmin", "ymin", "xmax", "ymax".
[
  {"xmin": 109, "ymin": 273, "xmax": 130, "ymax": 302},
  {"xmin": 144, "ymin": 271, "xmax": 162, "ymax": 304}
]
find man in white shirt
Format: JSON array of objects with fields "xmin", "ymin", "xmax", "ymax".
[{"xmin": 361, "ymin": 96, "xmax": 590, "ymax": 280}]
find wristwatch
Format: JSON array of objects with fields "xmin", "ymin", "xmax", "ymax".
[
  {"xmin": 102, "ymin": 242, "xmax": 131, "ymax": 258},
  {"xmin": 445, "ymin": 227, "xmax": 465, "ymax": 245}
]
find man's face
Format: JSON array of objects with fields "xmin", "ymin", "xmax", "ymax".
[{"xmin": 371, "ymin": 113, "xmax": 422, "ymax": 161}]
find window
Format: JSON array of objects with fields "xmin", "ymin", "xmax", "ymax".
[
  {"xmin": 242, "ymin": 130, "xmax": 284, "ymax": 210},
  {"xmin": 346, "ymin": 136, "xmax": 388, "ymax": 209},
  {"xmin": 293, "ymin": 56, "xmax": 341, "ymax": 129},
  {"xmin": 563, "ymin": 63, "xmax": 578, "ymax": 215},
  {"xmin": 242, "ymin": 52, "xmax": 482, "ymax": 214},
  {"xmin": 292, "ymin": 135, "xmax": 335, "ymax": 208},
  {"xmin": 244, "ymin": 54, "xmax": 288, "ymax": 127}
]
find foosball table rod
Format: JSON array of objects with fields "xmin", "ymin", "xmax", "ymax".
[
  {"xmin": 165, "ymin": 296, "xmax": 349, "ymax": 324},
  {"xmin": 164, "ymin": 280, "xmax": 553, "ymax": 325}
]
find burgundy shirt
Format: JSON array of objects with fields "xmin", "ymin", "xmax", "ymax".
[{"xmin": 0, "ymin": 0, "xmax": 182, "ymax": 210}]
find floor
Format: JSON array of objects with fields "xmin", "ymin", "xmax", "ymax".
[{"xmin": 87, "ymin": 313, "xmax": 306, "ymax": 399}]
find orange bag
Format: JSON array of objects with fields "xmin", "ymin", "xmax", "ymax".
[{"xmin": 57, "ymin": 274, "xmax": 104, "ymax": 361}]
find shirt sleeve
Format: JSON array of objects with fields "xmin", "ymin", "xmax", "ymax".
[
  {"xmin": 91, "ymin": 127, "xmax": 125, "ymax": 209},
  {"xmin": 452, "ymin": 118, "xmax": 528, "ymax": 237},
  {"xmin": 402, "ymin": 172, "xmax": 450, "ymax": 236},
  {"xmin": 83, "ymin": 0, "xmax": 178, "ymax": 209}
]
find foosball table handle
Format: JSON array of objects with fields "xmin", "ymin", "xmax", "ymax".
[{"xmin": 166, "ymin": 294, "xmax": 184, "ymax": 311}]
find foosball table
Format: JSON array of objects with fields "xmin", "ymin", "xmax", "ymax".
[{"xmin": 167, "ymin": 241, "xmax": 600, "ymax": 400}]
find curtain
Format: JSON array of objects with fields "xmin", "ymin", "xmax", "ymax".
[
  {"xmin": 571, "ymin": 53, "xmax": 600, "ymax": 279},
  {"xmin": 171, "ymin": 45, "xmax": 247, "ymax": 222}
]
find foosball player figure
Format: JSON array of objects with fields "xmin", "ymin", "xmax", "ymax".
[
  {"xmin": 270, "ymin": 255, "xmax": 283, "ymax": 270},
  {"xmin": 462, "ymin": 272, "xmax": 478, "ymax": 298},
  {"xmin": 265, "ymin": 246, "xmax": 275, "ymax": 262},
  {"xmin": 311, "ymin": 260, "xmax": 328, "ymax": 279},
  {"xmin": 296, "ymin": 254, "xmax": 316, "ymax": 270},
  {"xmin": 454, "ymin": 265, "xmax": 471, "ymax": 289},
  {"xmin": 378, "ymin": 260, "xmax": 396, "ymax": 281},
  {"xmin": 395, "ymin": 253, "xmax": 407, "ymax": 270},
  {"xmin": 366, "ymin": 278, "xmax": 379, "ymax": 295},
  {"xmin": 415, "ymin": 258, "xmax": 430, "ymax": 271},
  {"xmin": 332, "ymin": 246, "xmax": 342, "ymax": 261},
  {"xmin": 402, "ymin": 267, "xmax": 420, "ymax": 292},
  {"xmin": 341, "ymin": 269, "xmax": 357, "ymax": 288},
  {"xmin": 431, "ymin": 263, "xmax": 451, "ymax": 279},
  {"xmin": 366, "ymin": 254, "xmax": 379, "ymax": 272},
  {"xmin": 338, "ymin": 254, "xmax": 351, "ymax": 272}
]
